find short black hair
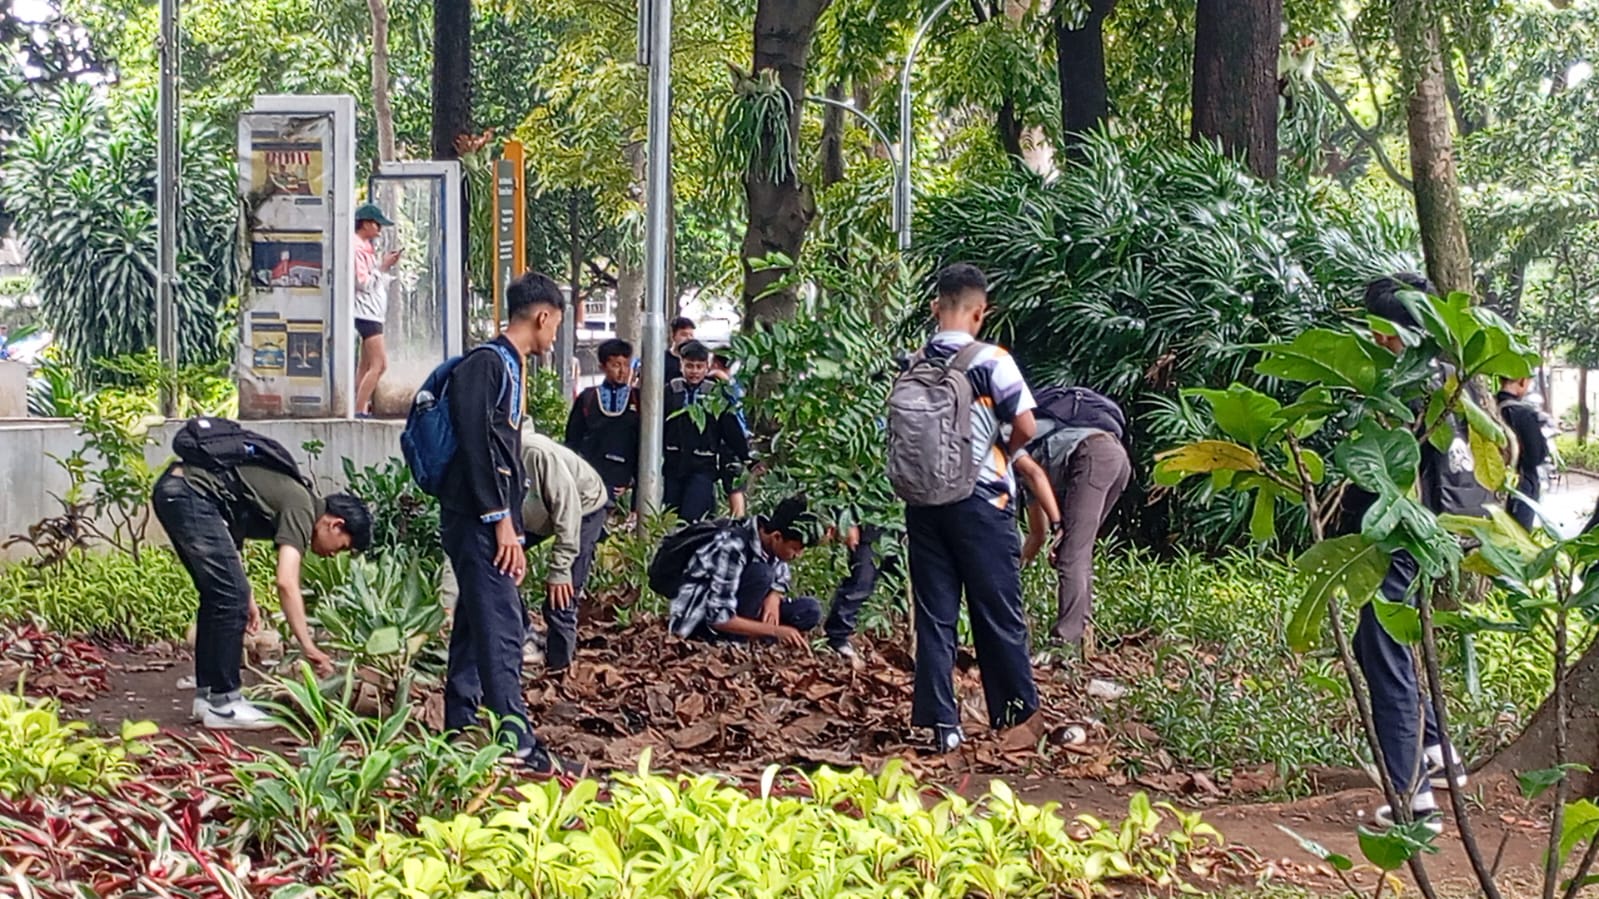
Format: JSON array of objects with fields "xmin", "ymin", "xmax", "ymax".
[
  {"xmin": 596, "ymin": 338, "xmax": 633, "ymax": 363},
  {"xmin": 507, "ymin": 271, "xmax": 564, "ymax": 321},
  {"xmin": 1363, "ymin": 273, "xmax": 1435, "ymax": 330},
  {"xmin": 670, "ymin": 316, "xmax": 696, "ymax": 333},
  {"xmin": 324, "ymin": 493, "xmax": 374, "ymax": 553},
  {"xmin": 677, "ymin": 339, "xmax": 710, "ymax": 362},
  {"xmin": 712, "ymin": 352, "xmax": 733, "ymax": 370},
  {"xmin": 936, "ymin": 263, "xmax": 988, "ymax": 307},
  {"xmin": 761, "ymin": 494, "xmax": 818, "ymax": 545}
]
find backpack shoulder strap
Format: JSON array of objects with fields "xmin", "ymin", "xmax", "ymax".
[{"xmin": 948, "ymin": 341, "xmax": 987, "ymax": 373}]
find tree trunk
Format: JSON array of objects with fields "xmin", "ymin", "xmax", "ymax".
[
  {"xmin": 1055, "ymin": 0, "xmax": 1115, "ymax": 151},
  {"xmin": 740, "ymin": 0, "xmax": 833, "ymax": 328},
  {"xmin": 367, "ymin": 0, "xmax": 396, "ymax": 161},
  {"xmin": 1581, "ymin": 367, "xmax": 1591, "ymax": 445},
  {"xmin": 430, "ymin": 0, "xmax": 471, "ymax": 161},
  {"xmin": 1190, "ymin": 0, "xmax": 1281, "ymax": 180},
  {"xmin": 820, "ymin": 81, "xmax": 847, "ymax": 187},
  {"xmin": 1485, "ymin": 637, "xmax": 1599, "ymax": 796},
  {"xmin": 1399, "ymin": 15, "xmax": 1473, "ymax": 295}
]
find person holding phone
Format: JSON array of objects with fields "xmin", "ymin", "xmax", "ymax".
[{"xmin": 353, "ymin": 202, "xmax": 402, "ymax": 417}]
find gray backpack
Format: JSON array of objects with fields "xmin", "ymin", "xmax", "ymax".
[{"xmin": 886, "ymin": 343, "xmax": 985, "ymax": 506}]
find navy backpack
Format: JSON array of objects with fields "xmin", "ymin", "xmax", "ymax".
[{"xmin": 401, "ymin": 343, "xmax": 517, "ymax": 496}]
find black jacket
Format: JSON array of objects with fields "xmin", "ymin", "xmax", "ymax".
[
  {"xmin": 565, "ymin": 381, "xmax": 641, "ymax": 492},
  {"xmin": 440, "ymin": 335, "xmax": 526, "ymax": 533},
  {"xmin": 664, "ymin": 378, "xmax": 750, "ymax": 476},
  {"xmin": 1496, "ymin": 391, "xmax": 1548, "ymax": 487}
]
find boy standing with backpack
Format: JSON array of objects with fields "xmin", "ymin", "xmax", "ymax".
[
  {"xmin": 437, "ymin": 271, "xmax": 567, "ymax": 772},
  {"xmin": 663, "ymin": 340, "xmax": 751, "ymax": 523},
  {"xmin": 1018, "ymin": 386, "xmax": 1132, "ymax": 663},
  {"xmin": 152, "ymin": 417, "xmax": 373, "ymax": 730},
  {"xmin": 887, "ymin": 263, "xmax": 1046, "ymax": 753}
]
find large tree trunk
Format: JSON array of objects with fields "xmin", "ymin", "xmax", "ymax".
[
  {"xmin": 1485, "ymin": 638, "xmax": 1599, "ymax": 796},
  {"xmin": 1055, "ymin": 0, "xmax": 1115, "ymax": 151},
  {"xmin": 367, "ymin": 0, "xmax": 395, "ymax": 161},
  {"xmin": 431, "ymin": 0, "xmax": 470, "ymax": 161},
  {"xmin": 740, "ymin": 0, "xmax": 833, "ymax": 328},
  {"xmin": 1398, "ymin": 15, "xmax": 1472, "ymax": 295},
  {"xmin": 1190, "ymin": 0, "xmax": 1281, "ymax": 180}
]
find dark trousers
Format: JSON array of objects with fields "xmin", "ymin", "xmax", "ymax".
[
  {"xmin": 907, "ymin": 496, "xmax": 1038, "ymax": 731},
  {"xmin": 1353, "ymin": 551, "xmax": 1442, "ymax": 799},
  {"xmin": 1051, "ymin": 435, "xmax": 1132, "ymax": 644},
  {"xmin": 693, "ymin": 557, "xmax": 822, "ymax": 642},
  {"xmin": 824, "ymin": 525, "xmax": 884, "ymax": 647},
  {"xmin": 664, "ymin": 468, "xmax": 718, "ymax": 522},
  {"xmin": 441, "ymin": 510, "xmax": 535, "ymax": 753},
  {"xmin": 539, "ymin": 507, "xmax": 606, "ymax": 671},
  {"xmin": 1508, "ymin": 469, "xmax": 1541, "ymax": 531},
  {"xmin": 152, "ymin": 472, "xmax": 248, "ymax": 700}
]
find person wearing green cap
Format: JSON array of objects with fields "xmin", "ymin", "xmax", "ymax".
[{"xmin": 353, "ymin": 202, "xmax": 401, "ymax": 417}]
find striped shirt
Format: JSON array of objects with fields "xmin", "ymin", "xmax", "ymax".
[{"xmin": 922, "ymin": 330, "xmax": 1036, "ymax": 509}]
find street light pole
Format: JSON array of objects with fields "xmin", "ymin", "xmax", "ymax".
[
  {"xmin": 897, "ymin": 0, "xmax": 958, "ymax": 253},
  {"xmin": 156, "ymin": 0, "xmax": 180, "ymax": 416},
  {"xmin": 804, "ymin": 95, "xmax": 901, "ymax": 236},
  {"xmin": 636, "ymin": 0, "xmax": 672, "ymax": 518}
]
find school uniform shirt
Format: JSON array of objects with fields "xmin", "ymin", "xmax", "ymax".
[
  {"xmin": 521, "ymin": 433, "xmax": 609, "ymax": 585},
  {"xmin": 663, "ymin": 378, "xmax": 751, "ymax": 475},
  {"xmin": 922, "ymin": 330, "xmax": 1036, "ymax": 510},
  {"xmin": 668, "ymin": 518, "xmax": 790, "ymax": 639},
  {"xmin": 565, "ymin": 380, "xmax": 641, "ymax": 489},
  {"xmin": 439, "ymin": 335, "xmax": 527, "ymax": 532}
]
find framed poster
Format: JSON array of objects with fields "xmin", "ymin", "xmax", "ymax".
[{"xmin": 235, "ymin": 96, "xmax": 356, "ymax": 418}]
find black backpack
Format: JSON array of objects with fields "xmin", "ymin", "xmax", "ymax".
[
  {"xmin": 1033, "ymin": 385, "xmax": 1126, "ymax": 441},
  {"xmin": 647, "ymin": 519, "xmax": 729, "ymax": 598},
  {"xmin": 172, "ymin": 417, "xmax": 312, "ymax": 491}
]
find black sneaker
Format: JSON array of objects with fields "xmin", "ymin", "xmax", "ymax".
[
  {"xmin": 520, "ymin": 743, "xmax": 587, "ymax": 779},
  {"xmin": 933, "ymin": 724, "xmax": 966, "ymax": 754}
]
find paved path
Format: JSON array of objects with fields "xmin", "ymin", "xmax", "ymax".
[{"xmin": 1540, "ymin": 470, "xmax": 1598, "ymax": 538}]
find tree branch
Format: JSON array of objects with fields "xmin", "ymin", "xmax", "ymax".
[{"xmin": 1314, "ymin": 71, "xmax": 1414, "ymax": 193}]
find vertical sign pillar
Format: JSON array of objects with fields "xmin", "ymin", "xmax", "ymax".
[{"xmin": 491, "ymin": 141, "xmax": 526, "ymax": 336}]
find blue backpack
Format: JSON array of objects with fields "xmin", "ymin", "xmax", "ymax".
[{"xmin": 401, "ymin": 343, "xmax": 518, "ymax": 496}]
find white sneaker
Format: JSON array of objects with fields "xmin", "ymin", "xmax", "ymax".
[
  {"xmin": 190, "ymin": 697, "xmax": 210, "ymax": 722},
  {"xmin": 1425, "ymin": 744, "xmax": 1468, "ymax": 790},
  {"xmin": 1375, "ymin": 790, "xmax": 1444, "ymax": 835},
  {"xmin": 201, "ymin": 699, "xmax": 279, "ymax": 731}
]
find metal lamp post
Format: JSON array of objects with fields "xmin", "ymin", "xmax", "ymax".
[
  {"xmin": 635, "ymin": 0, "xmax": 672, "ymax": 517},
  {"xmin": 156, "ymin": 0, "xmax": 180, "ymax": 416},
  {"xmin": 896, "ymin": 0, "xmax": 959, "ymax": 252}
]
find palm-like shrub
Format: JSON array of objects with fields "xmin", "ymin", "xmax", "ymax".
[
  {"xmin": 1, "ymin": 85, "xmax": 241, "ymax": 373},
  {"xmin": 917, "ymin": 134, "xmax": 1418, "ymax": 546}
]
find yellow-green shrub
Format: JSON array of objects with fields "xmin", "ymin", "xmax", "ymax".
[{"xmin": 0, "ymin": 694, "xmax": 155, "ymax": 796}]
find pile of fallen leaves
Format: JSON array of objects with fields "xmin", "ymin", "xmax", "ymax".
[
  {"xmin": 0, "ymin": 623, "xmax": 109, "ymax": 702},
  {"xmin": 521, "ymin": 617, "xmax": 1122, "ymax": 785}
]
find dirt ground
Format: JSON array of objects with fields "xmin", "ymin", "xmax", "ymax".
[{"xmin": 57, "ymin": 642, "xmax": 1557, "ymax": 896}]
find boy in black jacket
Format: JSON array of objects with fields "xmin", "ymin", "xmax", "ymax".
[
  {"xmin": 663, "ymin": 340, "xmax": 750, "ymax": 522},
  {"xmin": 565, "ymin": 338, "xmax": 641, "ymax": 502},
  {"xmin": 440, "ymin": 271, "xmax": 566, "ymax": 773}
]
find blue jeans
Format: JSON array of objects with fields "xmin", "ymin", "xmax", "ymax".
[
  {"xmin": 441, "ymin": 510, "xmax": 536, "ymax": 753},
  {"xmin": 906, "ymin": 496, "xmax": 1037, "ymax": 731},
  {"xmin": 824, "ymin": 525, "xmax": 884, "ymax": 647},
  {"xmin": 1354, "ymin": 551, "xmax": 1442, "ymax": 798}
]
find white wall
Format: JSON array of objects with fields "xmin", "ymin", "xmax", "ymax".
[{"xmin": 0, "ymin": 418, "xmax": 404, "ymax": 560}]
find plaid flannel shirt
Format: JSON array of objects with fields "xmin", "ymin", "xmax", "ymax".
[{"xmin": 668, "ymin": 519, "xmax": 790, "ymax": 639}]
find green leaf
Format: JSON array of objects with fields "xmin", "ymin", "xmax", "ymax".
[
  {"xmin": 120, "ymin": 720, "xmax": 159, "ymax": 741},
  {"xmin": 1274, "ymin": 824, "xmax": 1354, "ymax": 870},
  {"xmin": 1335, "ymin": 429, "xmax": 1421, "ymax": 493},
  {"xmin": 365, "ymin": 626, "xmax": 402, "ymax": 657},
  {"xmin": 1249, "ymin": 487, "xmax": 1277, "ymax": 543},
  {"xmin": 1517, "ymin": 765, "xmax": 1592, "ymax": 800},
  {"xmin": 1187, "ymin": 385, "xmax": 1283, "ymax": 447},
  {"xmin": 1560, "ymin": 799, "xmax": 1599, "ymax": 863},
  {"xmin": 1357, "ymin": 822, "xmax": 1438, "ymax": 871},
  {"xmin": 1153, "ymin": 441, "xmax": 1264, "ymax": 485},
  {"xmin": 1289, "ymin": 536, "xmax": 1390, "ymax": 652},
  {"xmin": 1370, "ymin": 598, "xmax": 1421, "ymax": 645},
  {"xmin": 1255, "ymin": 329, "xmax": 1385, "ymax": 393}
]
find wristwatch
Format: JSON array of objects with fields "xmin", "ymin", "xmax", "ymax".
[{"xmin": 1049, "ymin": 520, "xmax": 1063, "ymax": 534}]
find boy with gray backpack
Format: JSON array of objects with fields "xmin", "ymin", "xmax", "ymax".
[{"xmin": 886, "ymin": 264, "xmax": 1054, "ymax": 753}]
